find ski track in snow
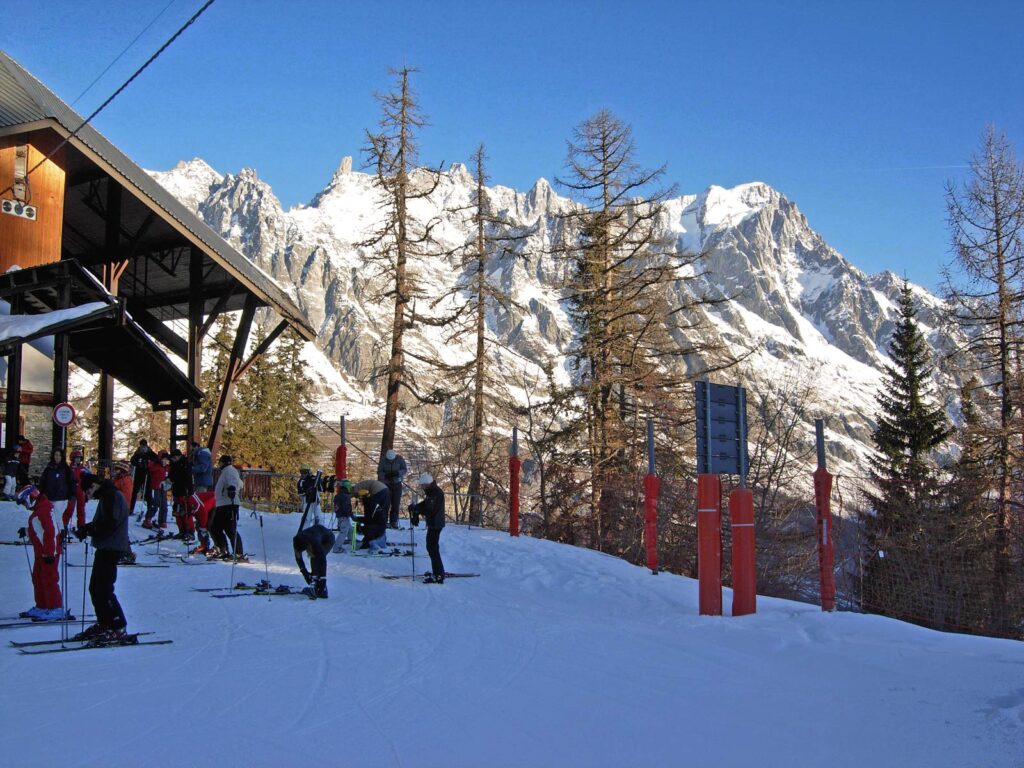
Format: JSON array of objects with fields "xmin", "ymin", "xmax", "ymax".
[{"xmin": 0, "ymin": 501, "xmax": 1022, "ymax": 768}]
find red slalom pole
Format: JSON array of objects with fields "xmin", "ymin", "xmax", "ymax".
[
  {"xmin": 697, "ymin": 474, "xmax": 722, "ymax": 616},
  {"xmin": 813, "ymin": 420, "xmax": 835, "ymax": 611},
  {"xmin": 643, "ymin": 418, "xmax": 658, "ymax": 574},
  {"xmin": 509, "ymin": 427, "xmax": 521, "ymax": 537},
  {"xmin": 729, "ymin": 488, "xmax": 756, "ymax": 616}
]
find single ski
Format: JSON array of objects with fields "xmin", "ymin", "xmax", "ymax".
[
  {"xmin": 131, "ymin": 533, "xmax": 176, "ymax": 545},
  {"xmin": 67, "ymin": 562, "xmax": 169, "ymax": 568},
  {"xmin": 158, "ymin": 553, "xmax": 213, "ymax": 565},
  {"xmin": 0, "ymin": 616, "xmax": 92, "ymax": 630},
  {"xmin": 12, "ymin": 632, "xmax": 154, "ymax": 648},
  {"xmin": 193, "ymin": 581, "xmax": 272, "ymax": 593},
  {"xmin": 380, "ymin": 572, "xmax": 480, "ymax": 580},
  {"xmin": 19, "ymin": 636, "xmax": 173, "ymax": 655},
  {"xmin": 0, "ymin": 540, "xmax": 29, "ymax": 546},
  {"xmin": 211, "ymin": 585, "xmax": 310, "ymax": 599}
]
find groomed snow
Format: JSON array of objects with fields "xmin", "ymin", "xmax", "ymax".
[{"xmin": 0, "ymin": 499, "xmax": 1020, "ymax": 768}]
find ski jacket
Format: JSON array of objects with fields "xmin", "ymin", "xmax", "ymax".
[
  {"xmin": 411, "ymin": 483, "xmax": 446, "ymax": 530},
  {"xmin": 351, "ymin": 479, "xmax": 388, "ymax": 498},
  {"xmin": 88, "ymin": 480, "xmax": 130, "ymax": 554},
  {"xmin": 4, "ymin": 456, "xmax": 18, "ymax": 476},
  {"xmin": 215, "ymin": 464, "xmax": 242, "ymax": 507},
  {"xmin": 39, "ymin": 461, "xmax": 75, "ymax": 501},
  {"xmin": 297, "ymin": 474, "xmax": 320, "ymax": 505},
  {"xmin": 130, "ymin": 446, "xmax": 155, "ymax": 471},
  {"xmin": 27, "ymin": 495, "xmax": 59, "ymax": 558},
  {"xmin": 191, "ymin": 447, "xmax": 214, "ymax": 487},
  {"xmin": 377, "ymin": 454, "xmax": 408, "ymax": 484},
  {"xmin": 17, "ymin": 438, "xmax": 33, "ymax": 467},
  {"xmin": 169, "ymin": 459, "xmax": 194, "ymax": 497},
  {"xmin": 333, "ymin": 489, "xmax": 352, "ymax": 518},
  {"xmin": 113, "ymin": 474, "xmax": 132, "ymax": 509},
  {"xmin": 147, "ymin": 458, "xmax": 168, "ymax": 488}
]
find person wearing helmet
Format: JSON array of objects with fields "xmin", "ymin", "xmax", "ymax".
[
  {"xmin": 331, "ymin": 479, "xmax": 353, "ymax": 553},
  {"xmin": 377, "ymin": 448, "xmax": 408, "ymax": 529},
  {"xmin": 73, "ymin": 473, "xmax": 130, "ymax": 642},
  {"xmin": 63, "ymin": 449, "xmax": 88, "ymax": 530},
  {"xmin": 16, "ymin": 485, "xmax": 66, "ymax": 620},
  {"xmin": 409, "ymin": 472, "xmax": 446, "ymax": 583},
  {"xmin": 349, "ymin": 479, "xmax": 390, "ymax": 552}
]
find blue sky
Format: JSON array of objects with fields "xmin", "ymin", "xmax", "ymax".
[{"xmin": 3, "ymin": 0, "xmax": 1023, "ymax": 291}]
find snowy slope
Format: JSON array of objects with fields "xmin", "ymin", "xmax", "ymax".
[{"xmin": 0, "ymin": 500, "xmax": 1020, "ymax": 768}]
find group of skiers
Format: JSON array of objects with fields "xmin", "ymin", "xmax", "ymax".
[{"xmin": 10, "ymin": 440, "xmax": 448, "ymax": 639}]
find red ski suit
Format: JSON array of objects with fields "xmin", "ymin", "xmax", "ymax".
[
  {"xmin": 173, "ymin": 491, "xmax": 216, "ymax": 533},
  {"xmin": 62, "ymin": 464, "xmax": 88, "ymax": 530},
  {"xmin": 27, "ymin": 495, "xmax": 62, "ymax": 609}
]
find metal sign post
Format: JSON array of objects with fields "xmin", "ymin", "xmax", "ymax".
[{"xmin": 52, "ymin": 402, "xmax": 76, "ymax": 452}]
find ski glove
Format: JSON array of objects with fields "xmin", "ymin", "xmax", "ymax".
[
  {"xmin": 227, "ymin": 486, "xmax": 236, "ymax": 500},
  {"xmin": 17, "ymin": 527, "xmax": 26, "ymax": 538},
  {"xmin": 42, "ymin": 555, "xmax": 54, "ymax": 564}
]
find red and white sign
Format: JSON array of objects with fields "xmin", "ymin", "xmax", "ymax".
[{"xmin": 52, "ymin": 402, "xmax": 76, "ymax": 427}]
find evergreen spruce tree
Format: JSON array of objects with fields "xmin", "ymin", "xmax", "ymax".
[{"xmin": 862, "ymin": 281, "xmax": 951, "ymax": 623}]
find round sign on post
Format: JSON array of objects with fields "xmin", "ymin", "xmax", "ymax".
[{"xmin": 53, "ymin": 402, "xmax": 76, "ymax": 428}]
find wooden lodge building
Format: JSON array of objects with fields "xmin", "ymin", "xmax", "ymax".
[{"xmin": 0, "ymin": 50, "xmax": 315, "ymax": 473}]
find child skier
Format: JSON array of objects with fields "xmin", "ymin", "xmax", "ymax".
[
  {"xmin": 331, "ymin": 479, "xmax": 353, "ymax": 553},
  {"xmin": 16, "ymin": 485, "xmax": 66, "ymax": 620}
]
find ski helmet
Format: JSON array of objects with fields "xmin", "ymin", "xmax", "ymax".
[
  {"xmin": 385, "ymin": 449, "xmax": 397, "ymax": 461},
  {"xmin": 16, "ymin": 485, "xmax": 40, "ymax": 509},
  {"xmin": 418, "ymin": 472, "xmax": 433, "ymax": 486}
]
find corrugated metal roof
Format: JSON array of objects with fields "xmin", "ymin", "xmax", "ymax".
[{"xmin": 0, "ymin": 50, "xmax": 316, "ymax": 341}]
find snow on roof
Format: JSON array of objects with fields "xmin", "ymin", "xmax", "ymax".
[{"xmin": 0, "ymin": 301, "xmax": 109, "ymax": 344}]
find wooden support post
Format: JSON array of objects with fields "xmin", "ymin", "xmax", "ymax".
[
  {"xmin": 187, "ymin": 247, "xmax": 203, "ymax": 443},
  {"xmin": 697, "ymin": 474, "xmax": 723, "ymax": 616},
  {"xmin": 207, "ymin": 295, "xmax": 256, "ymax": 457},
  {"xmin": 4, "ymin": 298, "xmax": 23, "ymax": 449},
  {"xmin": 98, "ymin": 182, "xmax": 122, "ymax": 475},
  {"xmin": 51, "ymin": 280, "xmax": 70, "ymax": 451}
]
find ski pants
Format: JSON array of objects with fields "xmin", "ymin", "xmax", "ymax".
[
  {"xmin": 131, "ymin": 469, "xmax": 148, "ymax": 514},
  {"xmin": 210, "ymin": 505, "xmax": 244, "ymax": 556},
  {"xmin": 293, "ymin": 525, "xmax": 335, "ymax": 582},
  {"xmin": 63, "ymin": 491, "xmax": 87, "ymax": 530},
  {"xmin": 333, "ymin": 516, "xmax": 352, "ymax": 552},
  {"xmin": 387, "ymin": 482, "xmax": 402, "ymax": 528},
  {"xmin": 426, "ymin": 528, "xmax": 444, "ymax": 578},
  {"xmin": 146, "ymin": 487, "xmax": 168, "ymax": 526},
  {"xmin": 90, "ymin": 549, "xmax": 126, "ymax": 631},
  {"xmin": 31, "ymin": 551, "xmax": 62, "ymax": 609}
]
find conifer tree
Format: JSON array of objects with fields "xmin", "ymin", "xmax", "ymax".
[{"xmin": 862, "ymin": 282, "xmax": 951, "ymax": 620}]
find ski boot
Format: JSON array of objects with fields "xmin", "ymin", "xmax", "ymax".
[{"xmin": 73, "ymin": 623, "xmax": 107, "ymax": 641}]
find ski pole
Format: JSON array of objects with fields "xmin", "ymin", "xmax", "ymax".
[
  {"xmin": 62, "ymin": 529, "xmax": 69, "ymax": 643},
  {"xmin": 19, "ymin": 530, "xmax": 31, "ymax": 579},
  {"xmin": 229, "ymin": 506, "xmax": 241, "ymax": 590},
  {"xmin": 410, "ymin": 516, "xmax": 416, "ymax": 583},
  {"xmin": 81, "ymin": 542, "xmax": 89, "ymax": 640},
  {"xmin": 259, "ymin": 514, "xmax": 270, "ymax": 585}
]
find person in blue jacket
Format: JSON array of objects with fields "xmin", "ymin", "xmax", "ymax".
[{"xmin": 190, "ymin": 440, "xmax": 214, "ymax": 492}]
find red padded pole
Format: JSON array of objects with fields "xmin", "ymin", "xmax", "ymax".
[
  {"xmin": 814, "ymin": 467, "xmax": 835, "ymax": 611},
  {"xmin": 729, "ymin": 488, "xmax": 756, "ymax": 616},
  {"xmin": 643, "ymin": 474, "xmax": 659, "ymax": 574},
  {"xmin": 509, "ymin": 455, "xmax": 521, "ymax": 537},
  {"xmin": 697, "ymin": 474, "xmax": 722, "ymax": 616}
]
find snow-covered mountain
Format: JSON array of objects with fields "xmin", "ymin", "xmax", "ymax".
[{"xmin": 150, "ymin": 157, "xmax": 959, "ymax": 475}]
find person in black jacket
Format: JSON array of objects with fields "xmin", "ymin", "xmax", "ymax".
[
  {"xmin": 293, "ymin": 494, "xmax": 335, "ymax": 599},
  {"xmin": 167, "ymin": 449, "xmax": 195, "ymax": 540},
  {"xmin": 129, "ymin": 439, "xmax": 156, "ymax": 515},
  {"xmin": 409, "ymin": 472, "xmax": 445, "ymax": 583},
  {"xmin": 74, "ymin": 473, "xmax": 130, "ymax": 642},
  {"xmin": 38, "ymin": 447, "xmax": 75, "ymax": 531}
]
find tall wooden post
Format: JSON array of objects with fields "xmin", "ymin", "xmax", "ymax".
[
  {"xmin": 98, "ymin": 182, "xmax": 122, "ymax": 475},
  {"xmin": 643, "ymin": 417, "xmax": 659, "ymax": 574},
  {"xmin": 187, "ymin": 247, "xmax": 203, "ymax": 444},
  {"xmin": 509, "ymin": 427, "xmax": 520, "ymax": 537},
  {"xmin": 207, "ymin": 295, "xmax": 256, "ymax": 457},
  {"xmin": 4, "ymin": 297, "xmax": 23, "ymax": 449}
]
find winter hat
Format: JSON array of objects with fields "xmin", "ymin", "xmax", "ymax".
[
  {"xmin": 385, "ymin": 449, "xmax": 397, "ymax": 461},
  {"xmin": 418, "ymin": 472, "xmax": 433, "ymax": 486},
  {"xmin": 169, "ymin": 448, "xmax": 182, "ymax": 458},
  {"xmin": 299, "ymin": 464, "xmax": 310, "ymax": 472},
  {"xmin": 218, "ymin": 455, "xmax": 233, "ymax": 467}
]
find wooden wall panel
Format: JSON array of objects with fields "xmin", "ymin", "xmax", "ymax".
[{"xmin": 0, "ymin": 129, "xmax": 65, "ymax": 272}]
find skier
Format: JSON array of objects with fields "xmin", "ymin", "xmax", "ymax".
[
  {"xmin": 377, "ymin": 448, "xmax": 408, "ymax": 529},
  {"xmin": 292, "ymin": 493, "xmax": 335, "ymax": 599},
  {"xmin": 210, "ymin": 455, "xmax": 244, "ymax": 560},
  {"xmin": 73, "ymin": 473, "xmax": 130, "ymax": 642},
  {"xmin": 409, "ymin": 472, "xmax": 446, "ymax": 583},
  {"xmin": 190, "ymin": 440, "xmax": 213, "ymax": 492},
  {"xmin": 62, "ymin": 448, "xmax": 88, "ymax": 531},
  {"xmin": 112, "ymin": 462, "xmax": 133, "ymax": 509},
  {"xmin": 128, "ymin": 439, "xmax": 155, "ymax": 514},
  {"xmin": 38, "ymin": 447, "xmax": 75, "ymax": 535},
  {"xmin": 142, "ymin": 451, "xmax": 169, "ymax": 530},
  {"xmin": 16, "ymin": 485, "xmax": 66, "ymax": 620},
  {"xmin": 350, "ymin": 479, "xmax": 390, "ymax": 552},
  {"xmin": 15, "ymin": 434, "xmax": 33, "ymax": 487},
  {"xmin": 297, "ymin": 465, "xmax": 322, "ymax": 521},
  {"xmin": 331, "ymin": 479, "xmax": 353, "ymax": 554},
  {"xmin": 2, "ymin": 447, "xmax": 19, "ymax": 499},
  {"xmin": 168, "ymin": 449, "xmax": 196, "ymax": 540}
]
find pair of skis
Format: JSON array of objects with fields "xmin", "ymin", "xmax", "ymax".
[
  {"xmin": 193, "ymin": 581, "xmax": 312, "ymax": 599},
  {"xmin": 380, "ymin": 572, "xmax": 480, "ymax": 580},
  {"xmin": 12, "ymin": 632, "xmax": 172, "ymax": 654}
]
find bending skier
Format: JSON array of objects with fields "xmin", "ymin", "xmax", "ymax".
[
  {"xmin": 409, "ymin": 473, "xmax": 446, "ymax": 583},
  {"xmin": 293, "ymin": 495, "xmax": 334, "ymax": 599},
  {"xmin": 350, "ymin": 479, "xmax": 390, "ymax": 552},
  {"xmin": 74, "ymin": 473, "xmax": 130, "ymax": 642}
]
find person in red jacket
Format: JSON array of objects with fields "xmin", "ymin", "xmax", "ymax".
[
  {"xmin": 16, "ymin": 485, "xmax": 66, "ymax": 621},
  {"xmin": 142, "ymin": 451, "xmax": 170, "ymax": 530},
  {"xmin": 62, "ymin": 449, "xmax": 88, "ymax": 531}
]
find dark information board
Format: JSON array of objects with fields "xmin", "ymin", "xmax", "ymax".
[{"xmin": 695, "ymin": 381, "xmax": 749, "ymax": 477}]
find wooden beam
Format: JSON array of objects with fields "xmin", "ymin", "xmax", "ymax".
[
  {"xmin": 197, "ymin": 284, "xmax": 238, "ymax": 341},
  {"xmin": 4, "ymin": 295, "xmax": 23, "ymax": 450},
  {"xmin": 233, "ymin": 319, "xmax": 288, "ymax": 381},
  {"xmin": 97, "ymin": 180, "xmax": 121, "ymax": 475},
  {"xmin": 129, "ymin": 306, "xmax": 188, "ymax": 359},
  {"xmin": 208, "ymin": 295, "xmax": 257, "ymax": 456},
  {"xmin": 186, "ymin": 247, "xmax": 203, "ymax": 443}
]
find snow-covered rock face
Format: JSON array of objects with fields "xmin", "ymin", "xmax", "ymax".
[{"xmin": 149, "ymin": 158, "xmax": 960, "ymax": 475}]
